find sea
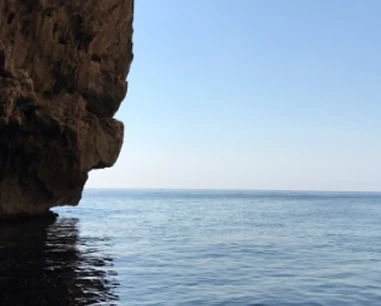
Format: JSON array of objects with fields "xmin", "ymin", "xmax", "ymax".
[{"xmin": 0, "ymin": 189, "xmax": 381, "ymax": 306}]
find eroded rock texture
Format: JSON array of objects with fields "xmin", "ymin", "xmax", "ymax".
[{"xmin": 0, "ymin": 1, "xmax": 134, "ymax": 216}]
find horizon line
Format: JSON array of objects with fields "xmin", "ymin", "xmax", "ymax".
[{"xmin": 84, "ymin": 187, "xmax": 381, "ymax": 194}]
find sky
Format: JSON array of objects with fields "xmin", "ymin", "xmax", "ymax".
[{"xmin": 88, "ymin": 0, "xmax": 381, "ymax": 191}]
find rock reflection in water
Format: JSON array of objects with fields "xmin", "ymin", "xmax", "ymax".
[{"xmin": 0, "ymin": 217, "xmax": 119, "ymax": 305}]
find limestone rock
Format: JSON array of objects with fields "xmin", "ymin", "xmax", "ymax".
[{"xmin": 0, "ymin": 0, "xmax": 134, "ymax": 216}]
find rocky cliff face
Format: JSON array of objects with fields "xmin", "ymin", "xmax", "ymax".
[{"xmin": 0, "ymin": 1, "xmax": 134, "ymax": 216}]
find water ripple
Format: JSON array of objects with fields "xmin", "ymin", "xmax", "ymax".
[
  {"xmin": 1, "ymin": 189, "xmax": 381, "ymax": 305},
  {"xmin": 0, "ymin": 218, "xmax": 118, "ymax": 306}
]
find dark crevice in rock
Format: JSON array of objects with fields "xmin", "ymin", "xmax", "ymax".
[
  {"xmin": 52, "ymin": 22, "xmax": 58, "ymax": 35},
  {"xmin": 91, "ymin": 54, "xmax": 101, "ymax": 63},
  {"xmin": 48, "ymin": 61, "xmax": 76, "ymax": 95},
  {"xmin": 44, "ymin": 8, "xmax": 53, "ymax": 17},
  {"xmin": 7, "ymin": 13, "xmax": 15, "ymax": 24},
  {"xmin": 0, "ymin": 50, "xmax": 5, "ymax": 68},
  {"xmin": 16, "ymin": 96, "xmax": 34, "ymax": 108},
  {"xmin": 81, "ymin": 91, "xmax": 116, "ymax": 117},
  {"xmin": 72, "ymin": 15, "xmax": 94, "ymax": 51},
  {"xmin": 58, "ymin": 38, "xmax": 67, "ymax": 45},
  {"xmin": 21, "ymin": 20, "xmax": 31, "ymax": 36}
]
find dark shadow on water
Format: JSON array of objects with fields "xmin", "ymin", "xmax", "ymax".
[{"xmin": 0, "ymin": 217, "xmax": 119, "ymax": 305}]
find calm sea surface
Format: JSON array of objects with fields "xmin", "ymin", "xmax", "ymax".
[{"xmin": 1, "ymin": 189, "xmax": 381, "ymax": 305}]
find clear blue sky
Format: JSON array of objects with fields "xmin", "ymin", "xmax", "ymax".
[{"xmin": 88, "ymin": 0, "xmax": 381, "ymax": 191}]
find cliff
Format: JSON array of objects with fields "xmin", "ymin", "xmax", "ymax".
[{"xmin": 0, "ymin": 1, "xmax": 134, "ymax": 216}]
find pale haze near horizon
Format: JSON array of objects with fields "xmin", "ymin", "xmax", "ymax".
[{"xmin": 88, "ymin": 0, "xmax": 381, "ymax": 192}]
